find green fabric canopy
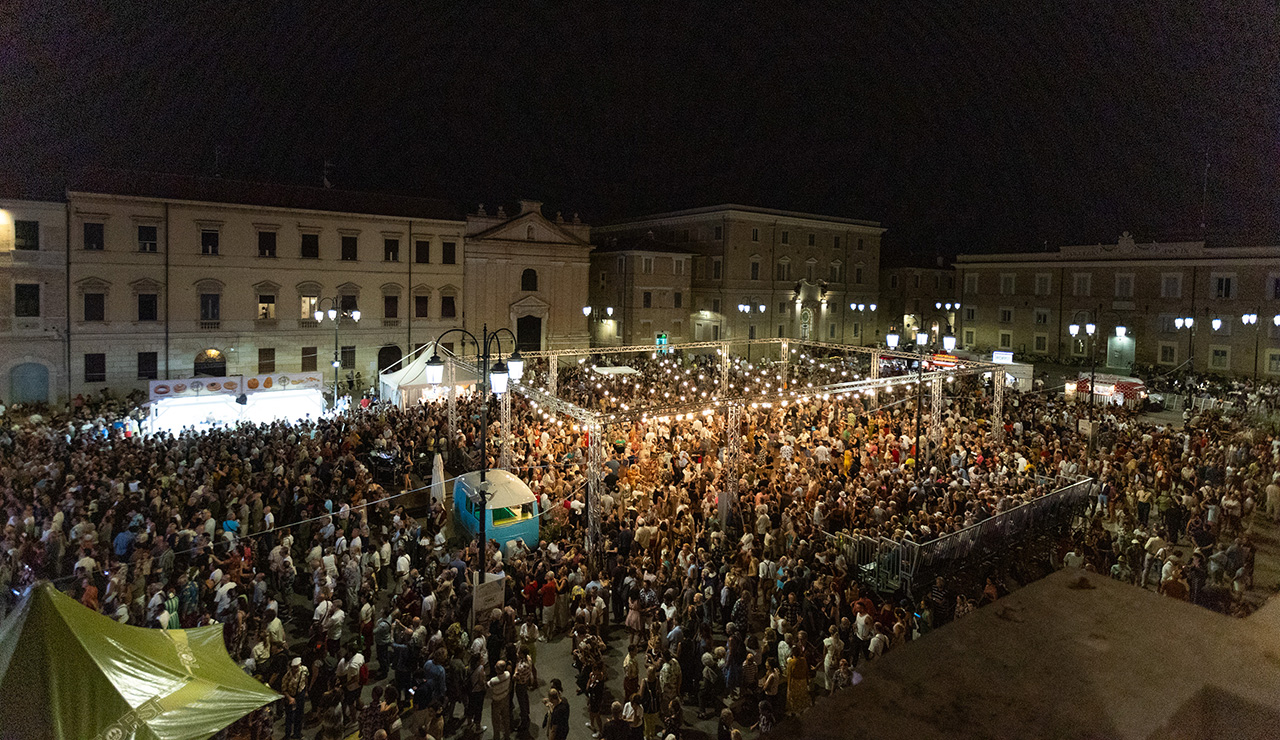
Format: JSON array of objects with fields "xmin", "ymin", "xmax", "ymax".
[{"xmin": 0, "ymin": 582, "xmax": 280, "ymax": 740}]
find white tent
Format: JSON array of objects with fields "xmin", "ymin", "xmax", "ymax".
[{"xmin": 380, "ymin": 349, "xmax": 480, "ymax": 407}]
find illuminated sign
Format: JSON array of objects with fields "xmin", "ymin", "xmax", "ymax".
[
  {"xmin": 991, "ymin": 351, "xmax": 1014, "ymax": 364},
  {"xmin": 931, "ymin": 353, "xmax": 959, "ymax": 367}
]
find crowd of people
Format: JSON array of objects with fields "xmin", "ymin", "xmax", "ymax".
[{"xmin": 0, "ymin": 350, "xmax": 1275, "ymax": 740}]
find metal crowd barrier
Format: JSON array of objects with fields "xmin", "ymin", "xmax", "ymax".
[{"xmin": 833, "ymin": 477, "xmax": 1093, "ymax": 596}]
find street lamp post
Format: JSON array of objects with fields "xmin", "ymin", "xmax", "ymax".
[
  {"xmin": 1241, "ymin": 313, "xmax": 1268, "ymax": 381},
  {"xmin": 423, "ymin": 324, "xmax": 523, "ymax": 583},
  {"xmin": 314, "ymin": 297, "xmax": 361, "ymax": 403},
  {"xmin": 1174, "ymin": 316, "xmax": 1195, "ymax": 370},
  {"xmin": 737, "ymin": 304, "xmax": 752, "ymax": 361},
  {"xmin": 1174, "ymin": 316, "xmax": 1195, "ymax": 406},
  {"xmin": 883, "ymin": 329, "xmax": 900, "ymax": 389},
  {"xmin": 849, "ymin": 302, "xmax": 877, "ymax": 346},
  {"xmin": 1069, "ymin": 321, "xmax": 1098, "ymax": 452}
]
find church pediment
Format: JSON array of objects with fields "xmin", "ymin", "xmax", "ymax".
[
  {"xmin": 510, "ymin": 294, "xmax": 551, "ymax": 312},
  {"xmin": 470, "ymin": 211, "xmax": 588, "ymax": 246}
]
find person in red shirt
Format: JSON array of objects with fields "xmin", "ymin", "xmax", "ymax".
[
  {"xmin": 523, "ymin": 579, "xmax": 540, "ymax": 618},
  {"xmin": 540, "ymin": 573, "xmax": 558, "ymax": 635}
]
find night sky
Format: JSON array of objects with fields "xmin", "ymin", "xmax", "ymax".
[{"xmin": 2, "ymin": 1, "xmax": 1277, "ymax": 258}]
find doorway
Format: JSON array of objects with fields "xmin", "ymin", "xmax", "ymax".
[
  {"xmin": 1106, "ymin": 336, "xmax": 1135, "ymax": 372},
  {"xmin": 516, "ymin": 315, "xmax": 542, "ymax": 353},
  {"xmin": 194, "ymin": 349, "xmax": 226, "ymax": 376},
  {"xmin": 377, "ymin": 345, "xmax": 403, "ymax": 373},
  {"xmin": 9, "ymin": 363, "xmax": 49, "ymax": 404}
]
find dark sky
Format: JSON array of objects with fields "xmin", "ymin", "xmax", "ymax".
[{"xmin": 2, "ymin": 1, "xmax": 1277, "ymax": 258}]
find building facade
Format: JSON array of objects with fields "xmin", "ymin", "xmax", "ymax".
[
  {"xmin": 1, "ymin": 196, "xmax": 70, "ymax": 404},
  {"xmin": 591, "ymin": 205, "xmax": 884, "ymax": 347},
  {"xmin": 956, "ymin": 232, "xmax": 1280, "ymax": 376},
  {"xmin": 588, "ymin": 231, "xmax": 694, "ymax": 346},
  {"xmin": 4, "ymin": 177, "xmax": 884, "ymax": 403},
  {"xmin": 6, "ymin": 170, "xmax": 471, "ymax": 400},
  {"xmin": 462, "ymin": 200, "xmax": 591, "ymax": 352},
  {"xmin": 879, "ymin": 265, "xmax": 960, "ymax": 346}
]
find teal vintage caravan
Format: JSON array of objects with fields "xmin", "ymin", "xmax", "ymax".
[{"xmin": 453, "ymin": 469, "xmax": 539, "ymax": 554}]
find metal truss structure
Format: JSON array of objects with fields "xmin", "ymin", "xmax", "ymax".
[
  {"xmin": 722, "ymin": 402, "xmax": 742, "ymax": 531},
  {"xmin": 446, "ymin": 357, "xmax": 458, "ymax": 443},
  {"xmin": 993, "ymin": 366, "xmax": 1006, "ymax": 442},
  {"xmin": 586, "ymin": 418, "xmax": 606, "ymax": 561},
  {"xmin": 499, "ymin": 385, "xmax": 512, "ymax": 471},
  {"xmin": 440, "ymin": 338, "xmax": 1003, "ymax": 548},
  {"xmin": 932, "ymin": 375, "xmax": 945, "ymax": 451}
]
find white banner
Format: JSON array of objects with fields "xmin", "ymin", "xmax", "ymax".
[
  {"xmin": 150, "ymin": 376, "xmax": 243, "ymax": 402},
  {"xmin": 243, "ymin": 372, "xmax": 325, "ymax": 393}
]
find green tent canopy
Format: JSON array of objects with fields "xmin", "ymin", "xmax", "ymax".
[{"xmin": 0, "ymin": 582, "xmax": 280, "ymax": 740}]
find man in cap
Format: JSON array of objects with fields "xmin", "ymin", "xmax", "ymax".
[{"xmin": 282, "ymin": 656, "xmax": 309, "ymax": 739}]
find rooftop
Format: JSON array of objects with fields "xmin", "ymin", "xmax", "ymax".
[
  {"xmin": 957, "ymin": 232, "xmax": 1280, "ymax": 263},
  {"xmin": 67, "ymin": 168, "xmax": 463, "ymax": 222},
  {"xmin": 598, "ymin": 203, "xmax": 882, "ymax": 230},
  {"xmin": 591, "ymin": 231, "xmax": 695, "ymax": 255},
  {"xmin": 788, "ymin": 569, "xmax": 1280, "ymax": 740}
]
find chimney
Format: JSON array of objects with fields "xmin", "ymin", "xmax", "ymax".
[{"xmin": 518, "ymin": 199, "xmax": 543, "ymax": 216}]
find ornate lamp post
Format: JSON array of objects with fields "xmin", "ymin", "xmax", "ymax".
[
  {"xmin": 850, "ymin": 302, "xmax": 877, "ymax": 346},
  {"xmin": 314, "ymin": 297, "xmax": 361, "ymax": 402},
  {"xmin": 423, "ymin": 325, "xmax": 523, "ymax": 581}
]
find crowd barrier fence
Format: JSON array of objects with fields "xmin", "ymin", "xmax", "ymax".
[{"xmin": 833, "ymin": 476, "xmax": 1093, "ymax": 596}]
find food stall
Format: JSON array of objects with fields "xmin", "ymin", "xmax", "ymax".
[{"xmin": 1065, "ymin": 372, "xmax": 1148, "ymax": 408}]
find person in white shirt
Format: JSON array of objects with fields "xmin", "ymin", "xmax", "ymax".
[
  {"xmin": 213, "ymin": 575, "xmax": 237, "ymax": 620},
  {"xmin": 265, "ymin": 606, "xmax": 286, "ymax": 648},
  {"xmin": 867, "ymin": 625, "xmax": 888, "ymax": 660},
  {"xmin": 395, "ymin": 552, "xmax": 412, "ymax": 593},
  {"xmin": 488, "ymin": 660, "xmax": 513, "ymax": 740},
  {"xmin": 338, "ymin": 647, "xmax": 365, "ymax": 719},
  {"xmin": 324, "ymin": 600, "xmax": 346, "ymax": 647},
  {"xmin": 470, "ymin": 625, "xmax": 489, "ymax": 667}
]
